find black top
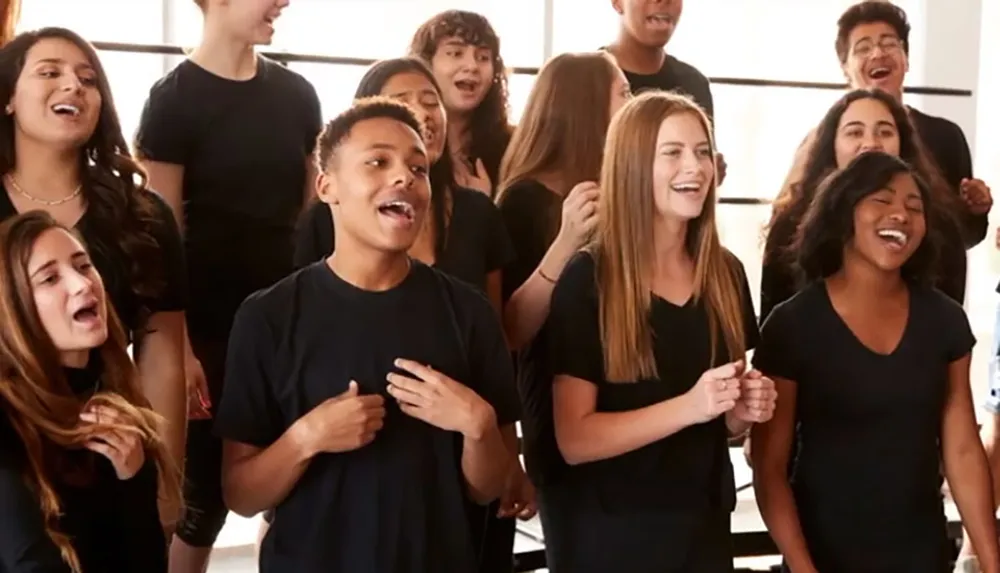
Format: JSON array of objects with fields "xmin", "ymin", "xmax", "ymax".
[
  {"xmin": 495, "ymin": 179, "xmax": 565, "ymax": 486},
  {"xmin": 546, "ymin": 250, "xmax": 759, "ymax": 513},
  {"xmin": 213, "ymin": 261, "xmax": 520, "ymax": 573},
  {"xmin": 753, "ymin": 282, "xmax": 975, "ymax": 573},
  {"xmin": 619, "ymin": 54, "xmax": 715, "ymax": 122},
  {"xmin": 0, "ymin": 184, "xmax": 186, "ymax": 338},
  {"xmin": 0, "ymin": 357, "xmax": 166, "ymax": 573},
  {"xmin": 293, "ymin": 187, "xmax": 515, "ymax": 294},
  {"xmin": 134, "ymin": 57, "xmax": 323, "ymax": 334}
]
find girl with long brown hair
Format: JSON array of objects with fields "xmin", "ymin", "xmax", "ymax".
[
  {"xmin": 0, "ymin": 211, "xmax": 180, "ymax": 572},
  {"xmin": 543, "ymin": 91, "xmax": 776, "ymax": 572}
]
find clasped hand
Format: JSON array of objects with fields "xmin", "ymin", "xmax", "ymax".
[
  {"xmin": 78, "ymin": 405, "xmax": 146, "ymax": 480},
  {"xmin": 685, "ymin": 360, "xmax": 778, "ymax": 424}
]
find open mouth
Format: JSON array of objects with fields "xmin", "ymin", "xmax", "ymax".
[
  {"xmin": 377, "ymin": 199, "xmax": 416, "ymax": 224},
  {"xmin": 647, "ymin": 14, "xmax": 673, "ymax": 27},
  {"xmin": 72, "ymin": 301, "xmax": 100, "ymax": 325},
  {"xmin": 876, "ymin": 228, "xmax": 908, "ymax": 250},
  {"xmin": 868, "ymin": 67, "xmax": 892, "ymax": 80},
  {"xmin": 671, "ymin": 181, "xmax": 702, "ymax": 194},
  {"xmin": 51, "ymin": 103, "xmax": 81, "ymax": 117},
  {"xmin": 454, "ymin": 80, "xmax": 479, "ymax": 95}
]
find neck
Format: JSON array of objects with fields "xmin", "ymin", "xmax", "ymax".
[
  {"xmin": 60, "ymin": 349, "xmax": 90, "ymax": 369},
  {"xmin": 448, "ymin": 114, "xmax": 472, "ymax": 157},
  {"xmin": 609, "ymin": 32, "xmax": 665, "ymax": 75},
  {"xmin": 650, "ymin": 216, "xmax": 688, "ymax": 275},
  {"xmin": 828, "ymin": 251, "xmax": 906, "ymax": 301},
  {"xmin": 327, "ymin": 239, "xmax": 412, "ymax": 292},
  {"xmin": 8, "ymin": 136, "xmax": 81, "ymax": 201},
  {"xmin": 191, "ymin": 24, "xmax": 257, "ymax": 80}
]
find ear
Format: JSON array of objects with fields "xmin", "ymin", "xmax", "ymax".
[
  {"xmin": 611, "ymin": 0, "xmax": 624, "ymax": 16},
  {"xmin": 315, "ymin": 172, "xmax": 338, "ymax": 206}
]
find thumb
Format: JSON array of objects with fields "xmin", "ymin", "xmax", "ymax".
[
  {"xmin": 705, "ymin": 360, "xmax": 744, "ymax": 381},
  {"xmin": 474, "ymin": 157, "xmax": 487, "ymax": 177},
  {"xmin": 338, "ymin": 380, "xmax": 360, "ymax": 399}
]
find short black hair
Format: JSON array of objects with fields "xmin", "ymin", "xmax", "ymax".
[
  {"xmin": 794, "ymin": 150, "xmax": 939, "ymax": 283},
  {"xmin": 836, "ymin": 1, "xmax": 911, "ymax": 63},
  {"xmin": 314, "ymin": 97, "xmax": 424, "ymax": 171}
]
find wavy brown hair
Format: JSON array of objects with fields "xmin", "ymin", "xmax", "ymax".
[
  {"xmin": 496, "ymin": 51, "xmax": 620, "ymax": 239},
  {"xmin": 0, "ymin": 0, "xmax": 19, "ymax": 46},
  {"xmin": 595, "ymin": 91, "xmax": 746, "ymax": 382},
  {"xmin": 409, "ymin": 10, "xmax": 512, "ymax": 190},
  {"xmin": 0, "ymin": 211, "xmax": 181, "ymax": 573},
  {"xmin": 1, "ymin": 28, "xmax": 165, "ymax": 331}
]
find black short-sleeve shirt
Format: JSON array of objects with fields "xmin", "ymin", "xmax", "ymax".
[
  {"xmin": 546, "ymin": 250, "xmax": 759, "ymax": 513},
  {"xmin": 213, "ymin": 261, "xmax": 519, "ymax": 573},
  {"xmin": 0, "ymin": 184, "xmax": 186, "ymax": 337},
  {"xmin": 293, "ymin": 187, "xmax": 514, "ymax": 294},
  {"xmin": 134, "ymin": 57, "xmax": 322, "ymax": 333},
  {"xmin": 753, "ymin": 281, "xmax": 975, "ymax": 573},
  {"xmin": 0, "ymin": 359, "xmax": 166, "ymax": 573},
  {"xmin": 620, "ymin": 54, "xmax": 715, "ymax": 122}
]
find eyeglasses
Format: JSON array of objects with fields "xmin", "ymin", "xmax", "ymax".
[{"xmin": 851, "ymin": 37, "xmax": 903, "ymax": 58}]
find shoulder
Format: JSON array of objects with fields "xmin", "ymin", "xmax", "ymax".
[
  {"xmin": 664, "ymin": 55, "xmax": 710, "ymax": 85},
  {"xmin": 913, "ymin": 283, "xmax": 967, "ymax": 319},
  {"xmin": 144, "ymin": 60, "xmax": 200, "ymax": 106},
  {"xmin": 721, "ymin": 247, "xmax": 747, "ymax": 276},
  {"xmin": 554, "ymin": 250, "xmax": 598, "ymax": 301},
  {"xmin": 237, "ymin": 264, "xmax": 321, "ymax": 324},
  {"xmin": 497, "ymin": 178, "xmax": 552, "ymax": 208},
  {"xmin": 453, "ymin": 186, "xmax": 498, "ymax": 213},
  {"xmin": 258, "ymin": 56, "xmax": 318, "ymax": 97},
  {"xmin": 908, "ymin": 107, "xmax": 966, "ymax": 140},
  {"xmin": 138, "ymin": 187, "xmax": 174, "ymax": 218},
  {"xmin": 420, "ymin": 263, "xmax": 493, "ymax": 313},
  {"xmin": 762, "ymin": 281, "xmax": 820, "ymax": 327}
]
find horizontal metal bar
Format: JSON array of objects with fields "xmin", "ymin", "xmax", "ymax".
[{"xmin": 91, "ymin": 41, "xmax": 972, "ymax": 97}]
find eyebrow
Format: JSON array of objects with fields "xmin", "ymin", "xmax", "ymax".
[
  {"xmin": 853, "ymin": 33, "xmax": 899, "ymax": 46},
  {"xmin": 28, "ymin": 251, "xmax": 87, "ymax": 278},
  {"xmin": 657, "ymin": 140, "xmax": 710, "ymax": 150},
  {"xmin": 367, "ymin": 142, "xmax": 427, "ymax": 158},
  {"xmin": 387, "ymin": 88, "xmax": 438, "ymax": 99},
  {"xmin": 32, "ymin": 58, "xmax": 94, "ymax": 71},
  {"xmin": 841, "ymin": 119, "xmax": 896, "ymax": 129}
]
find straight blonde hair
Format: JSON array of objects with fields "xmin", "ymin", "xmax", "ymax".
[{"xmin": 595, "ymin": 91, "xmax": 746, "ymax": 382}]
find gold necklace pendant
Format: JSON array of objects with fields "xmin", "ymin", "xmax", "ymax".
[{"xmin": 6, "ymin": 174, "xmax": 83, "ymax": 206}]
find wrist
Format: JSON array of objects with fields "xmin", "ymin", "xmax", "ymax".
[
  {"xmin": 725, "ymin": 412, "xmax": 752, "ymax": 438},
  {"xmin": 289, "ymin": 417, "xmax": 318, "ymax": 460},
  {"xmin": 463, "ymin": 402, "xmax": 497, "ymax": 441}
]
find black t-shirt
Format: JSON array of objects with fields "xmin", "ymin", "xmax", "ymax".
[
  {"xmin": 0, "ymin": 184, "xmax": 186, "ymax": 338},
  {"xmin": 134, "ymin": 57, "xmax": 323, "ymax": 333},
  {"xmin": 293, "ymin": 187, "xmax": 514, "ymax": 294},
  {"xmin": 619, "ymin": 54, "xmax": 715, "ymax": 122},
  {"xmin": 213, "ymin": 261, "xmax": 520, "ymax": 573},
  {"xmin": 0, "ymin": 358, "xmax": 166, "ymax": 573},
  {"xmin": 495, "ymin": 179, "xmax": 564, "ymax": 486},
  {"xmin": 753, "ymin": 281, "xmax": 975, "ymax": 573},
  {"xmin": 546, "ymin": 250, "xmax": 759, "ymax": 513}
]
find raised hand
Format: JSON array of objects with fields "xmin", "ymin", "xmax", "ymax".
[
  {"xmin": 731, "ymin": 369, "xmax": 778, "ymax": 424},
  {"xmin": 454, "ymin": 156, "xmax": 493, "ymax": 196},
  {"xmin": 684, "ymin": 360, "xmax": 745, "ymax": 424},
  {"xmin": 961, "ymin": 177, "xmax": 992, "ymax": 215},
  {"xmin": 386, "ymin": 359, "xmax": 495, "ymax": 439},
  {"xmin": 556, "ymin": 181, "xmax": 600, "ymax": 249},
  {"xmin": 300, "ymin": 381, "xmax": 386, "ymax": 455},
  {"xmin": 79, "ymin": 405, "xmax": 146, "ymax": 480}
]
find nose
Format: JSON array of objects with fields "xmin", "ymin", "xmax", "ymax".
[
  {"xmin": 61, "ymin": 74, "xmax": 83, "ymax": 93},
  {"xmin": 459, "ymin": 51, "xmax": 479, "ymax": 71},
  {"xmin": 64, "ymin": 268, "xmax": 94, "ymax": 296},
  {"xmin": 390, "ymin": 162, "xmax": 415, "ymax": 189},
  {"xmin": 859, "ymin": 133, "xmax": 883, "ymax": 152}
]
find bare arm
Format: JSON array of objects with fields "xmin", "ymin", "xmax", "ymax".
[
  {"xmin": 751, "ymin": 376, "xmax": 818, "ymax": 573},
  {"xmin": 221, "ymin": 425, "xmax": 315, "ymax": 517},
  {"xmin": 485, "ymin": 270, "xmax": 503, "ymax": 316},
  {"xmin": 134, "ymin": 311, "xmax": 187, "ymax": 525},
  {"xmin": 553, "ymin": 375, "xmax": 696, "ymax": 465},
  {"xmin": 141, "ymin": 161, "xmax": 185, "ymax": 235},
  {"xmin": 461, "ymin": 405, "xmax": 510, "ymax": 504},
  {"xmin": 942, "ymin": 354, "xmax": 1000, "ymax": 571},
  {"xmin": 502, "ymin": 235, "xmax": 577, "ymax": 350}
]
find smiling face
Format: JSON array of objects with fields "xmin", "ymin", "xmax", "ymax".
[
  {"xmin": 206, "ymin": 0, "xmax": 289, "ymax": 46},
  {"xmin": 7, "ymin": 37, "xmax": 102, "ymax": 152},
  {"xmin": 848, "ymin": 171, "xmax": 925, "ymax": 273},
  {"xmin": 615, "ymin": 0, "xmax": 683, "ymax": 49},
  {"xmin": 317, "ymin": 116, "xmax": 431, "ymax": 254},
  {"xmin": 652, "ymin": 110, "xmax": 715, "ymax": 222},
  {"xmin": 834, "ymin": 97, "xmax": 901, "ymax": 167},
  {"xmin": 428, "ymin": 36, "xmax": 495, "ymax": 115},
  {"xmin": 27, "ymin": 227, "xmax": 107, "ymax": 368},
  {"xmin": 841, "ymin": 20, "xmax": 908, "ymax": 95},
  {"xmin": 380, "ymin": 71, "xmax": 447, "ymax": 164}
]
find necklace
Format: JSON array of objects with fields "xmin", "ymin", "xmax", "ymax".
[{"xmin": 6, "ymin": 174, "xmax": 83, "ymax": 206}]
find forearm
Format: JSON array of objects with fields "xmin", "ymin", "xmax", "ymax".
[
  {"xmin": 500, "ymin": 423, "xmax": 520, "ymax": 473},
  {"xmin": 222, "ymin": 423, "xmax": 315, "ymax": 517},
  {"xmin": 461, "ymin": 411, "xmax": 510, "ymax": 505},
  {"xmin": 724, "ymin": 412, "xmax": 752, "ymax": 439},
  {"xmin": 557, "ymin": 396, "xmax": 696, "ymax": 465},
  {"xmin": 504, "ymin": 238, "xmax": 577, "ymax": 349},
  {"xmin": 945, "ymin": 444, "xmax": 1000, "ymax": 570},
  {"xmin": 962, "ymin": 210, "xmax": 989, "ymax": 248},
  {"xmin": 137, "ymin": 359, "xmax": 186, "ymax": 475},
  {"xmin": 754, "ymin": 472, "xmax": 819, "ymax": 573}
]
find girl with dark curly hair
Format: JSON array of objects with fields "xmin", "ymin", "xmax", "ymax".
[
  {"xmin": 409, "ymin": 10, "xmax": 512, "ymax": 198},
  {"xmin": 751, "ymin": 151, "xmax": 999, "ymax": 573}
]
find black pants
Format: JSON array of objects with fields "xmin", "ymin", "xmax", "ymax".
[
  {"xmin": 538, "ymin": 484, "xmax": 733, "ymax": 573},
  {"xmin": 175, "ymin": 335, "xmax": 230, "ymax": 548},
  {"xmin": 467, "ymin": 500, "xmax": 516, "ymax": 573}
]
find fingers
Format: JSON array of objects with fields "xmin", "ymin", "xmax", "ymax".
[
  {"xmin": 703, "ymin": 360, "xmax": 745, "ymax": 382},
  {"xmin": 386, "ymin": 376, "xmax": 432, "ymax": 408},
  {"xmin": 84, "ymin": 439, "xmax": 119, "ymax": 463},
  {"xmin": 392, "ymin": 359, "xmax": 444, "ymax": 384}
]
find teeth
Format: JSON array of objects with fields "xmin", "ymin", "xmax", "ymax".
[
  {"xmin": 52, "ymin": 103, "xmax": 79, "ymax": 115},
  {"xmin": 381, "ymin": 200, "xmax": 414, "ymax": 217},
  {"xmin": 877, "ymin": 229, "xmax": 907, "ymax": 244},
  {"xmin": 671, "ymin": 183, "xmax": 701, "ymax": 191}
]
